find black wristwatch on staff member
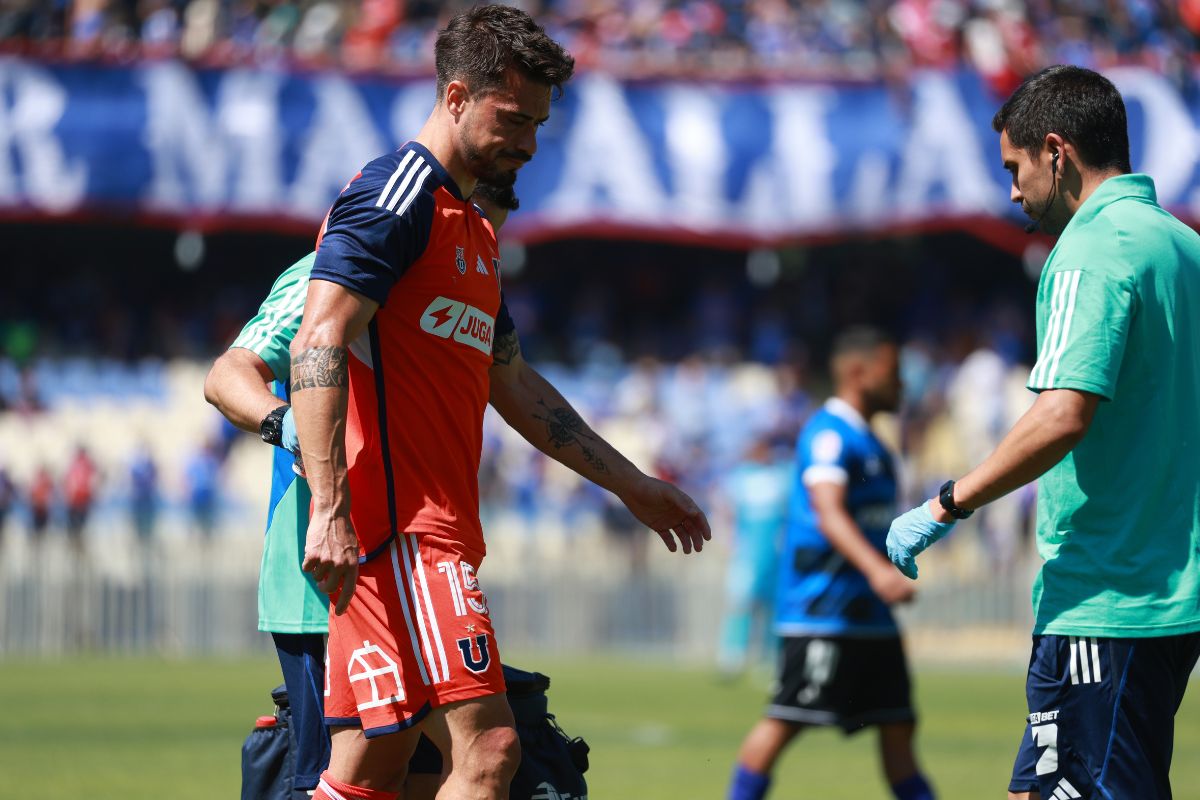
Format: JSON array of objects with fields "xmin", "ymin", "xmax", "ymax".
[
  {"xmin": 259, "ymin": 404, "xmax": 289, "ymax": 447},
  {"xmin": 938, "ymin": 480, "xmax": 974, "ymax": 520}
]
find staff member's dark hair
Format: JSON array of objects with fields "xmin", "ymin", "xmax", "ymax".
[{"xmin": 992, "ymin": 65, "xmax": 1131, "ymax": 174}]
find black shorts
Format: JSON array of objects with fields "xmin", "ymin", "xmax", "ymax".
[
  {"xmin": 767, "ymin": 635, "xmax": 915, "ymax": 734},
  {"xmin": 1008, "ymin": 632, "xmax": 1200, "ymax": 799}
]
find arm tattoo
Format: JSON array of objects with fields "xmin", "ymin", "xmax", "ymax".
[
  {"xmin": 532, "ymin": 399, "xmax": 609, "ymax": 474},
  {"xmin": 492, "ymin": 330, "xmax": 521, "ymax": 367},
  {"xmin": 291, "ymin": 346, "xmax": 348, "ymax": 391}
]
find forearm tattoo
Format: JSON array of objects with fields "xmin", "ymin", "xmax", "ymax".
[
  {"xmin": 291, "ymin": 346, "xmax": 348, "ymax": 391},
  {"xmin": 532, "ymin": 399, "xmax": 609, "ymax": 474},
  {"xmin": 492, "ymin": 330, "xmax": 521, "ymax": 366}
]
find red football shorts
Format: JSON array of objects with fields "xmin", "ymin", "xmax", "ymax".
[{"xmin": 323, "ymin": 533, "xmax": 505, "ymax": 737}]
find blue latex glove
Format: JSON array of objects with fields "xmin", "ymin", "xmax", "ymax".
[
  {"xmin": 281, "ymin": 406, "xmax": 300, "ymax": 454},
  {"xmin": 885, "ymin": 502, "xmax": 957, "ymax": 579}
]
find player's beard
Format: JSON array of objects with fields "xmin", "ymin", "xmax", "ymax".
[{"xmin": 463, "ymin": 139, "xmax": 525, "ymax": 190}]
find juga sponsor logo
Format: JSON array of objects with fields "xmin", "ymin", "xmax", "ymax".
[{"xmin": 420, "ymin": 296, "xmax": 495, "ymax": 355}]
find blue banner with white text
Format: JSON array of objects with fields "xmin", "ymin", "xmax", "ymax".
[{"xmin": 0, "ymin": 57, "xmax": 1197, "ymax": 246}]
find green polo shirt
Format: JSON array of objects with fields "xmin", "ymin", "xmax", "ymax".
[
  {"xmin": 1026, "ymin": 174, "xmax": 1200, "ymax": 637},
  {"xmin": 231, "ymin": 253, "xmax": 329, "ymax": 634}
]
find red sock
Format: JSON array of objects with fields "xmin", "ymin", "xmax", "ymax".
[{"xmin": 312, "ymin": 771, "xmax": 400, "ymax": 800}]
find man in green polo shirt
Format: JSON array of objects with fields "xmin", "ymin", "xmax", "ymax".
[{"xmin": 885, "ymin": 65, "xmax": 1200, "ymax": 800}]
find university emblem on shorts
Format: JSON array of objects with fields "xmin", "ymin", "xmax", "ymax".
[
  {"xmin": 348, "ymin": 640, "xmax": 405, "ymax": 711},
  {"xmin": 455, "ymin": 246, "xmax": 467, "ymax": 275},
  {"xmin": 457, "ymin": 633, "xmax": 491, "ymax": 673}
]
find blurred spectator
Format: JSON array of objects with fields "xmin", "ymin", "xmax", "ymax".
[
  {"xmin": 0, "ymin": 0, "xmax": 1192, "ymax": 83},
  {"xmin": 0, "ymin": 466, "xmax": 15, "ymax": 538},
  {"xmin": 129, "ymin": 443, "xmax": 159, "ymax": 543},
  {"xmin": 64, "ymin": 444, "xmax": 99, "ymax": 548},
  {"xmin": 29, "ymin": 465, "xmax": 54, "ymax": 539},
  {"xmin": 716, "ymin": 434, "xmax": 792, "ymax": 678},
  {"xmin": 185, "ymin": 438, "xmax": 221, "ymax": 538}
]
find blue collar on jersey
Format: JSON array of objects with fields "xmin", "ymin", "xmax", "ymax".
[{"xmin": 401, "ymin": 141, "xmax": 465, "ymax": 202}]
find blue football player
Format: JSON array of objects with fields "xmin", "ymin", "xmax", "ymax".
[{"xmin": 729, "ymin": 327, "xmax": 934, "ymax": 800}]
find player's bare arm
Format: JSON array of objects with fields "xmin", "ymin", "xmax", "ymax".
[
  {"xmin": 203, "ymin": 346, "xmax": 286, "ymax": 433},
  {"xmin": 927, "ymin": 388, "xmax": 1097, "ymax": 522},
  {"xmin": 808, "ymin": 482, "xmax": 914, "ymax": 604},
  {"xmin": 488, "ymin": 331, "xmax": 711, "ymax": 554},
  {"xmin": 290, "ymin": 278, "xmax": 378, "ymax": 614}
]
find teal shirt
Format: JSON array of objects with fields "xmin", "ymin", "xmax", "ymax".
[
  {"xmin": 230, "ymin": 253, "xmax": 329, "ymax": 634},
  {"xmin": 1027, "ymin": 174, "xmax": 1200, "ymax": 637}
]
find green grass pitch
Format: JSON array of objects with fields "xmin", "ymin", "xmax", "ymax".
[{"xmin": 1, "ymin": 655, "xmax": 1197, "ymax": 798}]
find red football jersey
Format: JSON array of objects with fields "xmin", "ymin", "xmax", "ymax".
[{"xmin": 312, "ymin": 142, "xmax": 513, "ymax": 560}]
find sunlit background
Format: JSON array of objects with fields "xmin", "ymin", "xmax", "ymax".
[{"xmin": 0, "ymin": 1, "xmax": 1198, "ymax": 796}]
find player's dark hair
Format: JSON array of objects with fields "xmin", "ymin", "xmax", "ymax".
[
  {"xmin": 473, "ymin": 179, "xmax": 520, "ymax": 211},
  {"xmin": 435, "ymin": 5, "xmax": 575, "ymax": 99},
  {"xmin": 831, "ymin": 326, "xmax": 895, "ymax": 360},
  {"xmin": 992, "ymin": 65, "xmax": 1131, "ymax": 174}
]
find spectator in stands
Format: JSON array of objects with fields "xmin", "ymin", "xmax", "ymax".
[
  {"xmin": 28, "ymin": 465, "xmax": 53, "ymax": 540},
  {"xmin": 64, "ymin": 444, "xmax": 99, "ymax": 549},
  {"xmin": 0, "ymin": 465, "xmax": 15, "ymax": 540},
  {"xmin": 185, "ymin": 438, "xmax": 221, "ymax": 538},
  {"xmin": 129, "ymin": 443, "xmax": 159, "ymax": 543}
]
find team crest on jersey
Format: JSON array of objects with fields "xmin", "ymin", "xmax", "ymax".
[
  {"xmin": 457, "ymin": 633, "xmax": 491, "ymax": 673},
  {"xmin": 476, "ymin": 255, "xmax": 489, "ymax": 276},
  {"xmin": 455, "ymin": 246, "xmax": 467, "ymax": 275}
]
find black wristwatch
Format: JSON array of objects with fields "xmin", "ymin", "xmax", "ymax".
[
  {"xmin": 938, "ymin": 480, "xmax": 974, "ymax": 520},
  {"xmin": 260, "ymin": 405, "xmax": 289, "ymax": 447}
]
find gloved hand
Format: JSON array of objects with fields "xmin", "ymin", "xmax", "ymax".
[
  {"xmin": 885, "ymin": 502, "xmax": 957, "ymax": 579},
  {"xmin": 281, "ymin": 407, "xmax": 305, "ymax": 477},
  {"xmin": 281, "ymin": 406, "xmax": 300, "ymax": 454}
]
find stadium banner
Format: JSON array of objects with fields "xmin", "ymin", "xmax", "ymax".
[{"xmin": 0, "ymin": 57, "xmax": 1197, "ymax": 245}]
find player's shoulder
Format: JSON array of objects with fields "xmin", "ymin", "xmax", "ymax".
[{"xmin": 259, "ymin": 251, "xmax": 316, "ymax": 306}]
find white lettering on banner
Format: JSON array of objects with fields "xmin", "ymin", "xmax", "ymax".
[
  {"xmin": 895, "ymin": 73, "xmax": 995, "ymax": 215},
  {"xmin": 544, "ymin": 75, "xmax": 667, "ymax": 219},
  {"xmin": 741, "ymin": 86, "xmax": 837, "ymax": 230},
  {"xmin": 1108, "ymin": 67, "xmax": 1200, "ymax": 208},
  {"xmin": 217, "ymin": 70, "xmax": 284, "ymax": 211},
  {"xmin": 662, "ymin": 86, "xmax": 729, "ymax": 223},
  {"xmin": 289, "ymin": 76, "xmax": 385, "ymax": 216},
  {"xmin": 142, "ymin": 62, "xmax": 226, "ymax": 209},
  {"xmin": 0, "ymin": 60, "xmax": 86, "ymax": 211},
  {"xmin": 142, "ymin": 63, "xmax": 283, "ymax": 210}
]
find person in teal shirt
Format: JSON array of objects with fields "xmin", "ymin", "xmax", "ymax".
[{"xmin": 886, "ymin": 66, "xmax": 1200, "ymax": 800}]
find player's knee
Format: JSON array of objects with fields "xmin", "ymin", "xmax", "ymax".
[{"xmin": 1007, "ymin": 792, "xmax": 1039, "ymax": 800}]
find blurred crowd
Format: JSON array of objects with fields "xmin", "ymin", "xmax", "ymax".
[{"xmin": 0, "ymin": 0, "xmax": 1196, "ymax": 87}]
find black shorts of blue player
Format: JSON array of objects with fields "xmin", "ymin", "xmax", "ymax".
[
  {"xmin": 766, "ymin": 636, "xmax": 916, "ymax": 734},
  {"xmin": 1009, "ymin": 632, "xmax": 1200, "ymax": 800}
]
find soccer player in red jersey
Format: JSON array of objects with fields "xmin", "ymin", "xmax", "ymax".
[{"xmin": 289, "ymin": 7, "xmax": 711, "ymax": 799}]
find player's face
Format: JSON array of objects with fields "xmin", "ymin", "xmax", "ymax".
[
  {"xmin": 461, "ymin": 68, "xmax": 551, "ymax": 186},
  {"xmin": 1000, "ymin": 129, "xmax": 1066, "ymax": 235},
  {"xmin": 864, "ymin": 344, "xmax": 902, "ymax": 414}
]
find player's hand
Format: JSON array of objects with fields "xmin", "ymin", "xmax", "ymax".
[
  {"xmin": 868, "ymin": 563, "xmax": 917, "ymax": 605},
  {"xmin": 619, "ymin": 476, "xmax": 712, "ymax": 554},
  {"xmin": 281, "ymin": 407, "xmax": 300, "ymax": 455},
  {"xmin": 302, "ymin": 507, "xmax": 359, "ymax": 615},
  {"xmin": 885, "ymin": 500, "xmax": 956, "ymax": 579}
]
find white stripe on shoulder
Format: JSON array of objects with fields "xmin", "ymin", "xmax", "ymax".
[
  {"xmin": 395, "ymin": 165, "xmax": 433, "ymax": 218},
  {"xmin": 1045, "ymin": 270, "xmax": 1081, "ymax": 387},
  {"xmin": 237, "ymin": 274, "xmax": 309, "ymax": 357},
  {"xmin": 376, "ymin": 150, "xmax": 417, "ymax": 208},
  {"xmin": 1030, "ymin": 270, "xmax": 1067, "ymax": 387},
  {"xmin": 384, "ymin": 154, "xmax": 427, "ymax": 212}
]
